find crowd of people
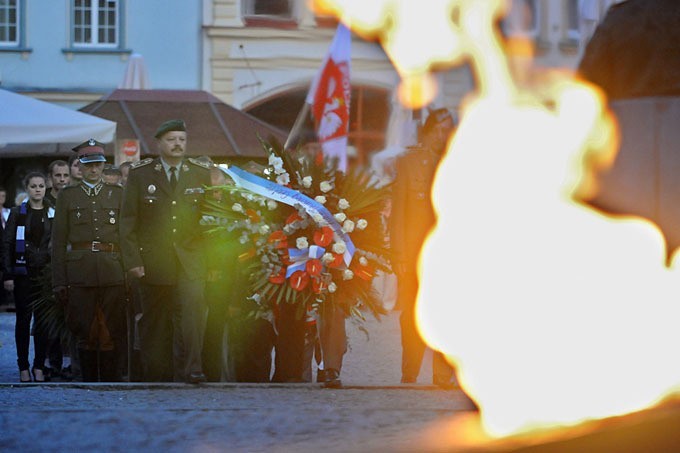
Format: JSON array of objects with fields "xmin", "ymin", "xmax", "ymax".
[{"xmin": 0, "ymin": 113, "xmax": 460, "ymax": 388}]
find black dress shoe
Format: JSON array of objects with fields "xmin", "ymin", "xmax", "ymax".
[{"xmin": 187, "ymin": 372, "xmax": 207, "ymax": 384}]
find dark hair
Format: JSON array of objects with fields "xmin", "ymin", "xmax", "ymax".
[
  {"xmin": 23, "ymin": 171, "xmax": 47, "ymax": 189},
  {"xmin": 48, "ymin": 159, "xmax": 69, "ymax": 176},
  {"xmin": 68, "ymin": 154, "xmax": 80, "ymax": 167}
]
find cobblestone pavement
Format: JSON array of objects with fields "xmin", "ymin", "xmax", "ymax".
[{"xmin": 0, "ymin": 311, "xmax": 478, "ymax": 452}]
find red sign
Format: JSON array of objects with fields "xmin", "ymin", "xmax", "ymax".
[{"xmin": 122, "ymin": 140, "xmax": 138, "ymax": 156}]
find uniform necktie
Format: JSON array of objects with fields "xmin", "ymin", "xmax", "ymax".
[{"xmin": 169, "ymin": 166, "xmax": 177, "ymax": 189}]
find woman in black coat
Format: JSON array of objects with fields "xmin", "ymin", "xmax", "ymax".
[{"xmin": 1, "ymin": 172, "xmax": 54, "ymax": 382}]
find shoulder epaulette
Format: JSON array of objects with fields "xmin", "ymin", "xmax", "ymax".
[
  {"xmin": 188, "ymin": 157, "xmax": 213, "ymax": 170},
  {"xmin": 131, "ymin": 158, "xmax": 153, "ymax": 170},
  {"xmin": 103, "ymin": 182, "xmax": 123, "ymax": 189}
]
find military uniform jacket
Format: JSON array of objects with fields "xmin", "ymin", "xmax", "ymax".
[
  {"xmin": 389, "ymin": 144, "xmax": 442, "ymax": 267},
  {"xmin": 52, "ymin": 182, "xmax": 125, "ymax": 288},
  {"xmin": 120, "ymin": 158, "xmax": 211, "ymax": 285}
]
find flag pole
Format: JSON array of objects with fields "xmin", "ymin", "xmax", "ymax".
[{"xmin": 284, "ymin": 101, "xmax": 311, "ymax": 151}]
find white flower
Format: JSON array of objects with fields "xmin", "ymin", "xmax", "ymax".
[
  {"xmin": 320, "ymin": 181, "xmax": 332, "ymax": 193},
  {"xmin": 296, "ymin": 237, "xmax": 309, "ymax": 249},
  {"xmin": 276, "ymin": 173, "xmax": 290, "ymax": 185},
  {"xmin": 322, "ymin": 253, "xmax": 335, "ymax": 264},
  {"xmin": 338, "ymin": 198, "xmax": 350, "ymax": 210},
  {"xmin": 334, "ymin": 212, "xmax": 347, "ymax": 223},
  {"xmin": 258, "ymin": 224, "xmax": 270, "ymax": 234},
  {"xmin": 342, "ymin": 269, "xmax": 354, "ymax": 280},
  {"xmin": 314, "ymin": 195, "xmax": 327, "ymax": 204},
  {"xmin": 356, "ymin": 219, "xmax": 368, "ymax": 230},
  {"xmin": 261, "ymin": 255, "xmax": 270, "ymax": 264},
  {"xmin": 359, "ymin": 256, "xmax": 368, "ymax": 266},
  {"xmin": 283, "ymin": 224, "xmax": 295, "ymax": 234},
  {"xmin": 232, "ymin": 203, "xmax": 243, "ymax": 212},
  {"xmin": 238, "ymin": 234, "xmax": 248, "ymax": 244},
  {"xmin": 332, "ymin": 242, "xmax": 346, "ymax": 254},
  {"xmin": 268, "ymin": 155, "xmax": 283, "ymax": 169},
  {"xmin": 302, "ymin": 176, "xmax": 313, "ymax": 188},
  {"xmin": 328, "ymin": 282, "xmax": 337, "ymax": 293},
  {"xmin": 250, "ymin": 293, "xmax": 262, "ymax": 303},
  {"xmin": 342, "ymin": 220, "xmax": 355, "ymax": 233},
  {"xmin": 267, "ymin": 200, "xmax": 278, "ymax": 210},
  {"xmin": 312, "ymin": 213, "xmax": 324, "ymax": 223}
]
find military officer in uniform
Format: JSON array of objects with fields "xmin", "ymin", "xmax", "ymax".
[
  {"xmin": 120, "ymin": 119, "xmax": 212, "ymax": 383},
  {"xmin": 52, "ymin": 139, "xmax": 126, "ymax": 382},
  {"xmin": 390, "ymin": 108, "xmax": 458, "ymax": 387}
]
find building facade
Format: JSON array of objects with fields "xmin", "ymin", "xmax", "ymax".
[
  {"xmin": 0, "ymin": 0, "xmax": 617, "ymax": 163},
  {"xmin": 0, "ymin": 0, "xmax": 204, "ymax": 107}
]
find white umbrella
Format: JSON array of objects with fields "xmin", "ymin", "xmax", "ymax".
[{"xmin": 0, "ymin": 88, "xmax": 116, "ymax": 155}]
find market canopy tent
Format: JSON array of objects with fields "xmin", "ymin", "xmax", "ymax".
[
  {"xmin": 0, "ymin": 88, "xmax": 116, "ymax": 156},
  {"xmin": 80, "ymin": 89, "xmax": 288, "ymax": 158}
]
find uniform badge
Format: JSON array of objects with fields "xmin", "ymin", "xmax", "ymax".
[
  {"xmin": 110, "ymin": 218, "xmax": 116, "ymax": 224},
  {"xmin": 76, "ymin": 211, "xmax": 81, "ymax": 219},
  {"xmin": 148, "ymin": 184, "xmax": 156, "ymax": 194},
  {"xmin": 109, "ymin": 210, "xmax": 115, "ymax": 216}
]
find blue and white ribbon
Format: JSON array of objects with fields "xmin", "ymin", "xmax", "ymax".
[
  {"xmin": 286, "ymin": 245, "xmax": 326, "ymax": 278},
  {"xmin": 218, "ymin": 164, "xmax": 355, "ymax": 267}
]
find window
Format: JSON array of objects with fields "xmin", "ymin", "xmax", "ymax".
[
  {"xmin": 244, "ymin": 0, "xmax": 293, "ymax": 19},
  {"xmin": 566, "ymin": 0, "xmax": 580, "ymax": 41},
  {"xmin": 242, "ymin": 0, "xmax": 297, "ymax": 27},
  {"xmin": 0, "ymin": 0, "xmax": 19, "ymax": 46},
  {"xmin": 73, "ymin": 0, "xmax": 119, "ymax": 47},
  {"xmin": 502, "ymin": 0, "xmax": 541, "ymax": 39}
]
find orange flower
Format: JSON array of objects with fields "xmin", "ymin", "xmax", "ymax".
[
  {"xmin": 313, "ymin": 226, "xmax": 334, "ymax": 247},
  {"xmin": 269, "ymin": 268, "xmax": 286, "ymax": 285},
  {"xmin": 279, "ymin": 250, "xmax": 292, "ymax": 266},
  {"xmin": 328, "ymin": 253, "xmax": 344, "ymax": 269},
  {"xmin": 285, "ymin": 212, "xmax": 303, "ymax": 225},
  {"xmin": 289, "ymin": 270, "xmax": 310, "ymax": 291},
  {"xmin": 268, "ymin": 230, "xmax": 288, "ymax": 249},
  {"xmin": 352, "ymin": 261, "xmax": 374, "ymax": 281},
  {"xmin": 245, "ymin": 208, "xmax": 261, "ymax": 223},
  {"xmin": 312, "ymin": 277, "xmax": 327, "ymax": 294},
  {"xmin": 305, "ymin": 259, "xmax": 323, "ymax": 276}
]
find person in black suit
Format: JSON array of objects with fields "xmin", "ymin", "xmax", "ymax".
[
  {"xmin": 120, "ymin": 119, "xmax": 212, "ymax": 383},
  {"xmin": 390, "ymin": 108, "xmax": 458, "ymax": 387}
]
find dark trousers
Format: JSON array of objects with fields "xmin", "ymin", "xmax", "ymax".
[
  {"xmin": 230, "ymin": 317, "xmax": 275, "ymax": 382},
  {"xmin": 202, "ymin": 279, "xmax": 230, "ymax": 382},
  {"xmin": 272, "ymin": 303, "xmax": 307, "ymax": 382},
  {"xmin": 66, "ymin": 285, "xmax": 127, "ymax": 382},
  {"xmin": 317, "ymin": 303, "xmax": 347, "ymax": 372},
  {"xmin": 13, "ymin": 275, "xmax": 48, "ymax": 371},
  {"xmin": 138, "ymin": 275, "xmax": 206, "ymax": 382},
  {"xmin": 399, "ymin": 274, "xmax": 455, "ymax": 384}
]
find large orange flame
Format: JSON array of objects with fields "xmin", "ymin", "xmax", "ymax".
[{"xmin": 314, "ymin": 0, "xmax": 680, "ymax": 439}]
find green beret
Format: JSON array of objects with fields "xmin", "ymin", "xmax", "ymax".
[{"xmin": 154, "ymin": 119, "xmax": 186, "ymax": 138}]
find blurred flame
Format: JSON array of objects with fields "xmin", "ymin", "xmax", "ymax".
[{"xmin": 314, "ymin": 0, "xmax": 680, "ymax": 440}]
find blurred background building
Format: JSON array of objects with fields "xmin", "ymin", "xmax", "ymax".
[{"xmin": 0, "ymin": 0, "xmax": 618, "ymax": 188}]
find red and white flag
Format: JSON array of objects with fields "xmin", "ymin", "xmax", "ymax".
[{"xmin": 293, "ymin": 24, "xmax": 351, "ymax": 171}]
